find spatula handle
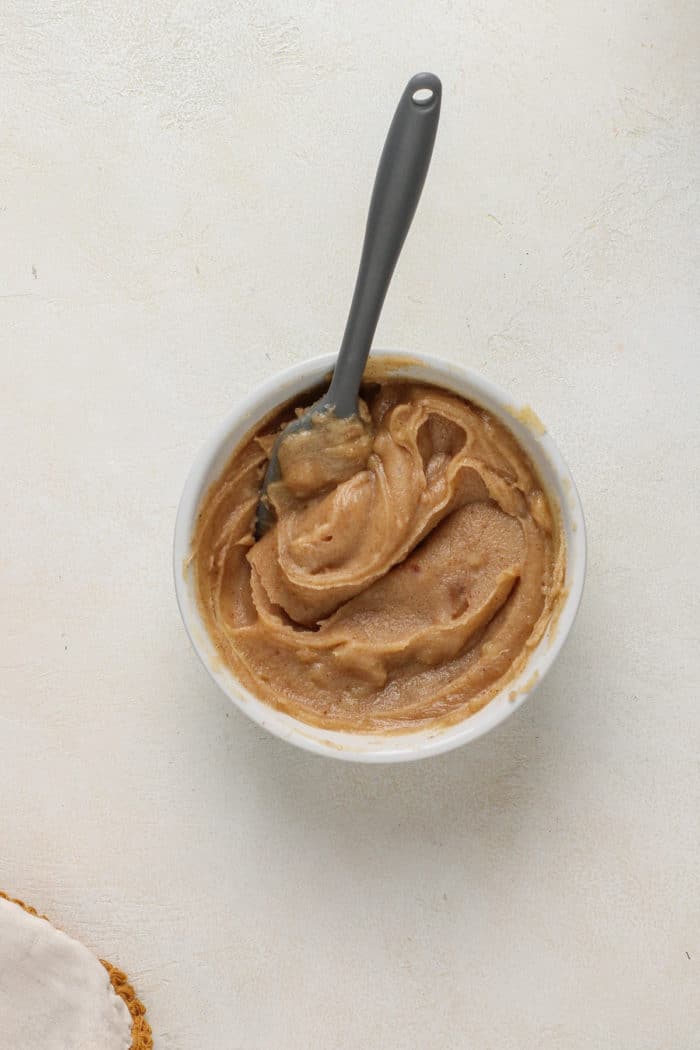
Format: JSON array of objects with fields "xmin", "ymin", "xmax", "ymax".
[{"xmin": 328, "ymin": 72, "xmax": 442, "ymax": 416}]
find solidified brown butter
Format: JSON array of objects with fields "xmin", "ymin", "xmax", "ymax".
[{"xmin": 191, "ymin": 379, "xmax": 565, "ymax": 732}]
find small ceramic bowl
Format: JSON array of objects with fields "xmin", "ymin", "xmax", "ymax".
[{"xmin": 174, "ymin": 351, "xmax": 586, "ymax": 762}]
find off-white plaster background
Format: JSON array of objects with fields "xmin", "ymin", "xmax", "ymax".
[{"xmin": 1, "ymin": 2, "xmax": 698, "ymax": 1047}]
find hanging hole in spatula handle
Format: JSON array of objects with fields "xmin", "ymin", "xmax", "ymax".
[{"xmin": 409, "ymin": 72, "xmax": 441, "ymax": 108}]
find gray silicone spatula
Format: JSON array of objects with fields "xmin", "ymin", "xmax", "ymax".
[{"xmin": 256, "ymin": 72, "xmax": 442, "ymax": 537}]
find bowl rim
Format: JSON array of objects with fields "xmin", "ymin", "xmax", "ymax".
[{"xmin": 174, "ymin": 350, "xmax": 587, "ymax": 763}]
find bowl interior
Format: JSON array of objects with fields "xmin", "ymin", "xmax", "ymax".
[{"xmin": 174, "ymin": 351, "xmax": 586, "ymax": 762}]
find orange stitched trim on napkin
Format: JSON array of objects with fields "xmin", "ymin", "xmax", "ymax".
[{"xmin": 0, "ymin": 890, "xmax": 153, "ymax": 1050}]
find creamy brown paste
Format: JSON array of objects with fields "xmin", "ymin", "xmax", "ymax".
[{"xmin": 191, "ymin": 380, "xmax": 564, "ymax": 732}]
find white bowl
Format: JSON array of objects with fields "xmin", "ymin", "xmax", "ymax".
[{"xmin": 174, "ymin": 351, "xmax": 586, "ymax": 762}]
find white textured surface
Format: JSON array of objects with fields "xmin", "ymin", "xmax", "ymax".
[{"xmin": 0, "ymin": 2, "xmax": 698, "ymax": 1048}]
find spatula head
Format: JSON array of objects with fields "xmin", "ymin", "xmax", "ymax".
[{"xmin": 254, "ymin": 395, "xmax": 335, "ymax": 539}]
